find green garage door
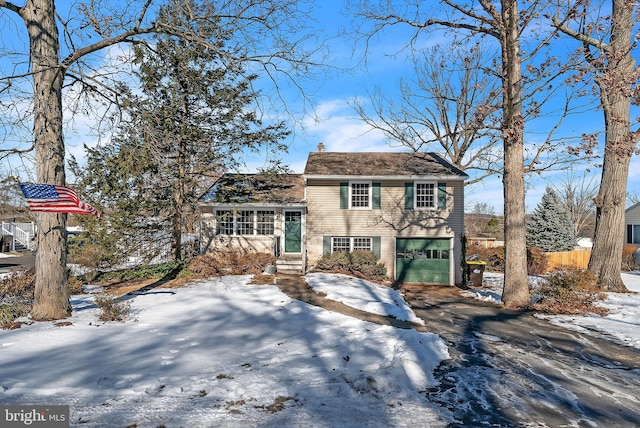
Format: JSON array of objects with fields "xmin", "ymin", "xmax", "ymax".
[{"xmin": 396, "ymin": 238, "xmax": 450, "ymax": 284}]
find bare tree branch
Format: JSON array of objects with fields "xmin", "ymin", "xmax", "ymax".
[
  {"xmin": 350, "ymin": 42, "xmax": 503, "ymax": 185},
  {"xmin": 552, "ymin": 0, "xmax": 640, "ymax": 290},
  {"xmin": 0, "ymin": 0, "xmax": 327, "ymax": 319}
]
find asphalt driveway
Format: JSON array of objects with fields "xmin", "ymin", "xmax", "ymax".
[
  {"xmin": 276, "ymin": 276, "xmax": 640, "ymax": 427},
  {"xmin": 404, "ymin": 286, "xmax": 640, "ymax": 427},
  {"xmin": 0, "ymin": 252, "xmax": 34, "ymax": 274}
]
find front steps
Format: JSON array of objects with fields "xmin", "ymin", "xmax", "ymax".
[{"xmin": 276, "ymin": 255, "xmax": 304, "ymax": 274}]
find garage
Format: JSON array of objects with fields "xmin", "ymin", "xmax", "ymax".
[{"xmin": 395, "ymin": 238, "xmax": 451, "ymax": 284}]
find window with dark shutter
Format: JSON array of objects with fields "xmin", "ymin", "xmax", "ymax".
[
  {"xmin": 438, "ymin": 182, "xmax": 447, "ymax": 210},
  {"xmin": 405, "ymin": 182, "xmax": 414, "ymax": 210},
  {"xmin": 372, "ymin": 183, "xmax": 381, "ymax": 209},
  {"xmin": 340, "ymin": 182, "xmax": 348, "ymax": 209}
]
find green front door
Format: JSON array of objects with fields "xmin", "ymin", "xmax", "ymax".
[
  {"xmin": 284, "ymin": 211, "xmax": 302, "ymax": 253},
  {"xmin": 396, "ymin": 238, "xmax": 450, "ymax": 284}
]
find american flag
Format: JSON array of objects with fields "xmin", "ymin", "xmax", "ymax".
[{"xmin": 19, "ymin": 184, "xmax": 101, "ymax": 218}]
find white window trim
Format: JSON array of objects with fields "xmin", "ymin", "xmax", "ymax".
[
  {"xmin": 256, "ymin": 210, "xmax": 276, "ymax": 236},
  {"xmin": 237, "ymin": 210, "xmax": 255, "ymax": 236},
  {"xmin": 349, "ymin": 180, "xmax": 372, "ymax": 210},
  {"xmin": 215, "ymin": 209, "xmax": 276, "ymax": 236},
  {"xmin": 215, "ymin": 210, "xmax": 234, "ymax": 235},
  {"xmin": 331, "ymin": 236, "xmax": 373, "ymax": 253},
  {"xmin": 414, "ymin": 180, "xmax": 437, "ymax": 210}
]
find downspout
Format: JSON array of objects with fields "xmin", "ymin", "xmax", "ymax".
[
  {"xmin": 303, "ymin": 177, "xmax": 308, "ymax": 273},
  {"xmin": 302, "ymin": 206, "xmax": 307, "ymax": 273}
]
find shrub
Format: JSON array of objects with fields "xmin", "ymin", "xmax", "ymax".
[
  {"xmin": 0, "ymin": 302, "xmax": 31, "ymax": 328},
  {"xmin": 238, "ymin": 252, "xmax": 277, "ymax": 274},
  {"xmin": 350, "ymin": 250, "xmax": 387, "ymax": 280},
  {"xmin": 314, "ymin": 251, "xmax": 388, "ymax": 281},
  {"xmin": 358, "ymin": 263, "xmax": 388, "ymax": 280},
  {"xmin": 466, "ymin": 244, "xmax": 550, "ymax": 275},
  {"xmin": 315, "ymin": 251, "xmax": 352, "ymax": 271},
  {"xmin": 621, "ymin": 244, "xmax": 639, "ymax": 272},
  {"xmin": 91, "ymin": 261, "xmax": 185, "ymax": 284},
  {"xmin": 532, "ymin": 265, "xmax": 608, "ymax": 315},
  {"xmin": 67, "ymin": 274, "xmax": 85, "ymax": 294},
  {"xmin": 526, "ymin": 246, "xmax": 549, "ymax": 276},
  {"xmin": 188, "ymin": 250, "xmax": 276, "ymax": 277},
  {"xmin": 188, "ymin": 254, "xmax": 220, "ymax": 277},
  {"xmin": 466, "ymin": 243, "xmax": 505, "ymax": 272},
  {"xmin": 68, "ymin": 240, "xmax": 121, "ymax": 271},
  {"xmin": 0, "ymin": 270, "xmax": 34, "ymax": 328},
  {"xmin": 0, "ymin": 269, "xmax": 35, "ymax": 299},
  {"xmin": 350, "ymin": 250, "xmax": 378, "ymax": 269},
  {"xmin": 94, "ymin": 292, "xmax": 131, "ymax": 322}
]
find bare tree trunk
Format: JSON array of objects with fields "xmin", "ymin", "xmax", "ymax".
[
  {"xmin": 587, "ymin": 1, "xmax": 635, "ymax": 292},
  {"xmin": 500, "ymin": 0, "xmax": 530, "ymax": 308},
  {"xmin": 588, "ymin": 155, "xmax": 629, "ymax": 291},
  {"xmin": 172, "ymin": 152, "xmax": 185, "ymax": 262},
  {"xmin": 587, "ymin": 69, "xmax": 632, "ymax": 292},
  {"xmin": 23, "ymin": 0, "xmax": 70, "ymax": 319},
  {"xmin": 172, "ymin": 97, "xmax": 189, "ymax": 262}
]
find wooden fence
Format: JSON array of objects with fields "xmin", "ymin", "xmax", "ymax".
[{"xmin": 545, "ymin": 250, "xmax": 591, "ymax": 271}]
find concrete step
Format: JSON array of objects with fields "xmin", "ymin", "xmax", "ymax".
[{"xmin": 276, "ymin": 258, "xmax": 303, "ymax": 274}]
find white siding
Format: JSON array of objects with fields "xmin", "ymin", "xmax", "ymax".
[{"xmin": 625, "ymin": 203, "xmax": 640, "ymax": 244}]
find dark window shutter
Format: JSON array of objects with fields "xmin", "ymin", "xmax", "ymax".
[
  {"xmin": 340, "ymin": 182, "xmax": 348, "ymax": 209},
  {"xmin": 372, "ymin": 183, "xmax": 381, "ymax": 209},
  {"xmin": 405, "ymin": 182, "xmax": 414, "ymax": 210},
  {"xmin": 323, "ymin": 236, "xmax": 332, "ymax": 255},
  {"xmin": 628, "ymin": 225, "xmax": 633, "ymax": 244},
  {"xmin": 438, "ymin": 182, "xmax": 447, "ymax": 210},
  {"xmin": 372, "ymin": 236, "xmax": 381, "ymax": 258}
]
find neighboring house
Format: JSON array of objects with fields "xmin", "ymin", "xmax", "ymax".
[
  {"xmin": 625, "ymin": 202, "xmax": 640, "ymax": 244},
  {"xmin": 0, "ymin": 222, "xmax": 35, "ymax": 252},
  {"xmin": 199, "ymin": 146, "xmax": 468, "ymax": 285},
  {"xmin": 467, "ymin": 233, "xmax": 498, "ymax": 248}
]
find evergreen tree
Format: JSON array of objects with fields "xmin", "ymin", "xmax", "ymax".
[
  {"xmin": 72, "ymin": 12, "xmax": 289, "ymax": 264},
  {"xmin": 0, "ymin": 0, "xmax": 318, "ymax": 320},
  {"xmin": 527, "ymin": 187, "xmax": 575, "ymax": 252}
]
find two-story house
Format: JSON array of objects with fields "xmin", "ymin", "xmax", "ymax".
[{"xmin": 198, "ymin": 146, "xmax": 468, "ymax": 285}]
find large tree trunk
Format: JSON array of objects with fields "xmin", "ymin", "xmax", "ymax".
[
  {"xmin": 23, "ymin": 0, "xmax": 71, "ymax": 319},
  {"xmin": 589, "ymin": 155, "xmax": 629, "ymax": 291},
  {"xmin": 500, "ymin": 0, "xmax": 530, "ymax": 308},
  {"xmin": 587, "ymin": 0, "xmax": 635, "ymax": 292}
]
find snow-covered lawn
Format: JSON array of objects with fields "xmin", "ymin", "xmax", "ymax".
[
  {"xmin": 0, "ymin": 274, "xmax": 450, "ymax": 427},
  {"xmin": 2, "ymin": 267, "xmax": 639, "ymax": 426},
  {"xmin": 306, "ymin": 272, "xmax": 425, "ymax": 325},
  {"xmin": 463, "ymin": 271, "xmax": 640, "ymax": 349}
]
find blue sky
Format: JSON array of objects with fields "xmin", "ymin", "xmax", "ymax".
[
  {"xmin": 2, "ymin": 0, "xmax": 639, "ymax": 214},
  {"xmin": 239, "ymin": 1, "xmax": 640, "ymax": 214}
]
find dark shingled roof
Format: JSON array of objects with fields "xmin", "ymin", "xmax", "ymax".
[
  {"xmin": 199, "ymin": 173, "xmax": 305, "ymax": 204},
  {"xmin": 304, "ymin": 152, "xmax": 468, "ymax": 177}
]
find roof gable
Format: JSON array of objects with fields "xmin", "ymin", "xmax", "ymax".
[
  {"xmin": 303, "ymin": 152, "xmax": 468, "ymax": 178},
  {"xmin": 626, "ymin": 201, "xmax": 640, "ymax": 214}
]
